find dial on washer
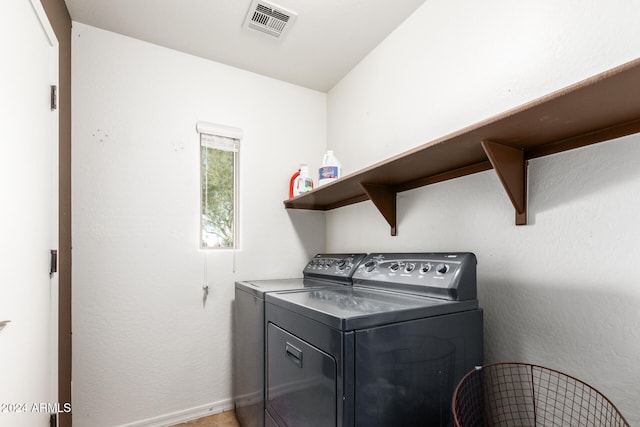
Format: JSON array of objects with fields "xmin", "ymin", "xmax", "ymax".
[
  {"xmin": 364, "ymin": 260, "xmax": 377, "ymax": 272},
  {"xmin": 436, "ymin": 263, "xmax": 449, "ymax": 274}
]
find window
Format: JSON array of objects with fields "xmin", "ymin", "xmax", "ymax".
[{"xmin": 197, "ymin": 121, "xmax": 241, "ymax": 249}]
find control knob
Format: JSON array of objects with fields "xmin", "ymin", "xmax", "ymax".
[
  {"xmin": 420, "ymin": 263, "xmax": 431, "ymax": 273},
  {"xmin": 364, "ymin": 260, "xmax": 377, "ymax": 272},
  {"xmin": 436, "ymin": 263, "xmax": 449, "ymax": 274},
  {"xmin": 405, "ymin": 263, "xmax": 415, "ymax": 273},
  {"xmin": 336, "ymin": 259, "xmax": 348, "ymax": 270},
  {"xmin": 389, "ymin": 262, "xmax": 400, "ymax": 272}
]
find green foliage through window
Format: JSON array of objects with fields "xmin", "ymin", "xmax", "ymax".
[{"xmin": 200, "ymin": 133, "xmax": 238, "ymax": 249}]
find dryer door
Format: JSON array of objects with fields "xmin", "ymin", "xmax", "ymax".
[{"xmin": 266, "ymin": 323, "xmax": 336, "ymax": 427}]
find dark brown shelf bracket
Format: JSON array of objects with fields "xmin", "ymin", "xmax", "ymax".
[
  {"xmin": 481, "ymin": 140, "xmax": 528, "ymax": 225},
  {"xmin": 360, "ymin": 183, "xmax": 397, "ymax": 236}
]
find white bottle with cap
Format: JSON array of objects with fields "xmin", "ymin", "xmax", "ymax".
[
  {"xmin": 293, "ymin": 163, "xmax": 314, "ymax": 196},
  {"xmin": 318, "ymin": 150, "xmax": 341, "ymax": 186}
]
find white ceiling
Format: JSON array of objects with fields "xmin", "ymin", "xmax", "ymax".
[{"xmin": 63, "ymin": 0, "xmax": 426, "ymax": 92}]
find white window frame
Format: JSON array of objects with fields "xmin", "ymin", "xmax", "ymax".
[{"xmin": 197, "ymin": 121, "xmax": 242, "ymax": 250}]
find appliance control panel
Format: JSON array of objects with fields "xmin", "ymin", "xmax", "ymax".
[
  {"xmin": 303, "ymin": 253, "xmax": 368, "ymax": 282},
  {"xmin": 353, "ymin": 253, "xmax": 477, "ymax": 301}
]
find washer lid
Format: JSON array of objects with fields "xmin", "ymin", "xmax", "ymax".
[
  {"xmin": 236, "ymin": 277, "xmax": 338, "ymax": 298},
  {"xmin": 235, "ymin": 253, "xmax": 367, "ymax": 297},
  {"xmin": 266, "ymin": 286, "xmax": 478, "ymax": 330}
]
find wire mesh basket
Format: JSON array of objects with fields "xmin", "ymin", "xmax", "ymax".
[{"xmin": 452, "ymin": 362, "xmax": 629, "ymax": 427}]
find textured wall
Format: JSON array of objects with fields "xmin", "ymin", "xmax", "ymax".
[
  {"xmin": 327, "ymin": 0, "xmax": 640, "ymax": 423},
  {"xmin": 72, "ymin": 24, "xmax": 326, "ymax": 427}
]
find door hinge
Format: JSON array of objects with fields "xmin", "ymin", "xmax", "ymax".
[
  {"xmin": 50, "ymin": 249, "xmax": 58, "ymax": 275},
  {"xmin": 50, "ymin": 413, "xmax": 57, "ymax": 427},
  {"xmin": 50, "ymin": 85, "xmax": 57, "ymax": 111}
]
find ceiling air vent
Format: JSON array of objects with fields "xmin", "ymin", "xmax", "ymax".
[{"xmin": 242, "ymin": 0, "xmax": 298, "ymax": 39}]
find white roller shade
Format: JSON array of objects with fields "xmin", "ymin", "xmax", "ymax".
[{"xmin": 200, "ymin": 133, "xmax": 239, "ymax": 152}]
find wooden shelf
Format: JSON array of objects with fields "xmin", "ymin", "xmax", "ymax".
[{"xmin": 284, "ymin": 57, "xmax": 640, "ymax": 235}]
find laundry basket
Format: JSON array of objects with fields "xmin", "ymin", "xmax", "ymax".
[{"xmin": 452, "ymin": 363, "xmax": 629, "ymax": 427}]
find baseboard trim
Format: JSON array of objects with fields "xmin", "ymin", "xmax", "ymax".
[{"xmin": 114, "ymin": 399, "xmax": 234, "ymax": 427}]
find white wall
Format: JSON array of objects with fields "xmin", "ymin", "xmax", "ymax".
[
  {"xmin": 327, "ymin": 0, "xmax": 640, "ymax": 423},
  {"xmin": 72, "ymin": 23, "xmax": 326, "ymax": 427}
]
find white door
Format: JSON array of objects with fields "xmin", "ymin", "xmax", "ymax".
[{"xmin": 0, "ymin": 1, "xmax": 59, "ymax": 426}]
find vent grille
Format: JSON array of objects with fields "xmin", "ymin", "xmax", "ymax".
[{"xmin": 243, "ymin": 0, "xmax": 297, "ymax": 39}]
